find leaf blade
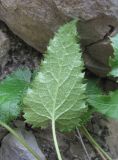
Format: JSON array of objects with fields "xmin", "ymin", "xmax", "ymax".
[
  {"xmin": 0, "ymin": 68, "xmax": 31, "ymax": 123},
  {"xmin": 87, "ymin": 77, "xmax": 118, "ymax": 119},
  {"xmin": 23, "ymin": 21, "xmax": 87, "ymax": 131}
]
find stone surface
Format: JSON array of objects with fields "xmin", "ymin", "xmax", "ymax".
[
  {"xmin": 0, "ymin": 0, "xmax": 118, "ymax": 76},
  {"xmin": 105, "ymin": 119, "xmax": 118, "ymax": 159},
  {"xmin": 0, "ymin": 128, "xmax": 46, "ymax": 160},
  {"xmin": 34, "ymin": 127, "xmax": 96, "ymax": 160},
  {"xmin": 0, "ymin": 30, "xmax": 10, "ymax": 68},
  {"xmin": 0, "ymin": 127, "xmax": 8, "ymax": 141}
]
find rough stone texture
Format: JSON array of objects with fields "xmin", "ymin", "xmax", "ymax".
[
  {"xmin": 0, "ymin": 127, "xmax": 8, "ymax": 141},
  {"xmin": 0, "ymin": 0, "xmax": 118, "ymax": 76},
  {"xmin": 34, "ymin": 127, "xmax": 97, "ymax": 160},
  {"xmin": 0, "ymin": 0, "xmax": 69, "ymax": 52},
  {"xmin": 103, "ymin": 119, "xmax": 118, "ymax": 159},
  {"xmin": 0, "ymin": 30, "xmax": 10, "ymax": 68},
  {"xmin": 0, "ymin": 129, "xmax": 46, "ymax": 160}
]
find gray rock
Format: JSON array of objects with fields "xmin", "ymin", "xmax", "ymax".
[
  {"xmin": 0, "ymin": 128, "xmax": 46, "ymax": 160},
  {"xmin": 0, "ymin": 0, "xmax": 68, "ymax": 52},
  {"xmin": 105, "ymin": 119, "xmax": 118, "ymax": 159},
  {"xmin": 0, "ymin": 30, "xmax": 10, "ymax": 68},
  {"xmin": 0, "ymin": 127, "xmax": 8, "ymax": 141},
  {"xmin": 0, "ymin": 0, "xmax": 118, "ymax": 76}
]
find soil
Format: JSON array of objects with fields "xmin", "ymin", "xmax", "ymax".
[{"xmin": 0, "ymin": 20, "xmax": 118, "ymax": 160}]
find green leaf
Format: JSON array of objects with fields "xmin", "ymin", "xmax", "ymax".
[
  {"xmin": 86, "ymin": 34, "xmax": 118, "ymax": 121},
  {"xmin": 79, "ymin": 107, "xmax": 93, "ymax": 126},
  {"xmin": 86, "ymin": 77, "xmax": 101, "ymax": 95},
  {"xmin": 109, "ymin": 34, "xmax": 118, "ymax": 77},
  {"xmin": 87, "ymin": 77, "xmax": 118, "ymax": 119},
  {"xmin": 0, "ymin": 68, "xmax": 31, "ymax": 123},
  {"xmin": 23, "ymin": 20, "xmax": 87, "ymax": 131}
]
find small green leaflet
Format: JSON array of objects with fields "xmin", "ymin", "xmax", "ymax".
[
  {"xmin": 0, "ymin": 68, "xmax": 31, "ymax": 123},
  {"xmin": 23, "ymin": 20, "xmax": 87, "ymax": 131},
  {"xmin": 109, "ymin": 34, "xmax": 118, "ymax": 77},
  {"xmin": 87, "ymin": 78, "xmax": 118, "ymax": 119}
]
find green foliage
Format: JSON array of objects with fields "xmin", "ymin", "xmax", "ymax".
[
  {"xmin": 0, "ymin": 21, "xmax": 114, "ymax": 160},
  {"xmin": 86, "ymin": 78, "xmax": 102, "ymax": 95},
  {"xmin": 0, "ymin": 68, "xmax": 31, "ymax": 123},
  {"xmin": 109, "ymin": 34, "xmax": 118, "ymax": 77},
  {"xmin": 87, "ymin": 33, "xmax": 118, "ymax": 119},
  {"xmin": 87, "ymin": 77, "xmax": 118, "ymax": 119},
  {"xmin": 23, "ymin": 20, "xmax": 87, "ymax": 132}
]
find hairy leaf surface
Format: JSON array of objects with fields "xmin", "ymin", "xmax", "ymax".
[
  {"xmin": 0, "ymin": 68, "xmax": 31, "ymax": 123},
  {"xmin": 87, "ymin": 78, "xmax": 118, "ymax": 119},
  {"xmin": 23, "ymin": 21, "xmax": 87, "ymax": 131},
  {"xmin": 109, "ymin": 34, "xmax": 118, "ymax": 77}
]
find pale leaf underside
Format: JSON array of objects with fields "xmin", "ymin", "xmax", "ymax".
[{"xmin": 23, "ymin": 21, "xmax": 87, "ymax": 131}]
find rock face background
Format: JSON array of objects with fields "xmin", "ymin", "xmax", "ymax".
[
  {"xmin": 0, "ymin": 128, "xmax": 46, "ymax": 160},
  {"xmin": 0, "ymin": 0, "xmax": 118, "ymax": 76},
  {"xmin": 0, "ymin": 31, "xmax": 10, "ymax": 68}
]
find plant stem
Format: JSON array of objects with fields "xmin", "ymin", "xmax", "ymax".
[
  {"xmin": 0, "ymin": 121, "xmax": 41, "ymax": 160},
  {"xmin": 52, "ymin": 120, "xmax": 62, "ymax": 160},
  {"xmin": 81, "ymin": 126, "xmax": 112, "ymax": 160},
  {"xmin": 76, "ymin": 128, "xmax": 91, "ymax": 160}
]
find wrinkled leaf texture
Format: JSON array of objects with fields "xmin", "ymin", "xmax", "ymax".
[{"xmin": 23, "ymin": 21, "xmax": 87, "ymax": 131}]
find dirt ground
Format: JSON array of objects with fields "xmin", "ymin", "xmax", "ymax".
[{"xmin": 0, "ymin": 20, "xmax": 118, "ymax": 160}]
